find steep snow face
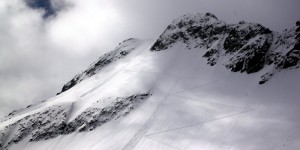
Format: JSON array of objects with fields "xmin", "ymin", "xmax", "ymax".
[
  {"xmin": 1, "ymin": 13, "xmax": 300, "ymax": 150},
  {"xmin": 0, "ymin": 38, "xmax": 156, "ymax": 150},
  {"xmin": 58, "ymin": 38, "xmax": 143, "ymax": 94}
]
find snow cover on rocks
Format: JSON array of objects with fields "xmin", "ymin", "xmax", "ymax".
[{"xmin": 1, "ymin": 13, "xmax": 300, "ymax": 150}]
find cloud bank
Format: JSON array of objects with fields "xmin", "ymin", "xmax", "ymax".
[{"xmin": 0, "ymin": 0, "xmax": 129, "ymax": 117}]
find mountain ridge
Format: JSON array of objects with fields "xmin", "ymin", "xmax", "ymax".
[
  {"xmin": 1, "ymin": 12, "xmax": 300, "ymax": 150},
  {"xmin": 59, "ymin": 12, "xmax": 300, "ymax": 95},
  {"xmin": 151, "ymin": 12, "xmax": 299, "ymax": 83}
]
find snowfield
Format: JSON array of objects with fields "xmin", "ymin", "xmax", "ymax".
[{"xmin": 1, "ymin": 13, "xmax": 300, "ymax": 150}]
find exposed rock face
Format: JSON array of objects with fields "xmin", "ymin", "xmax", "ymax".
[
  {"xmin": 0, "ymin": 94, "xmax": 150, "ymax": 150},
  {"xmin": 58, "ymin": 38, "xmax": 140, "ymax": 95},
  {"xmin": 223, "ymin": 23, "xmax": 273, "ymax": 73},
  {"xmin": 151, "ymin": 13, "xmax": 226, "ymax": 51},
  {"xmin": 282, "ymin": 21, "xmax": 300, "ymax": 69},
  {"xmin": 151, "ymin": 13, "xmax": 300, "ymax": 83}
]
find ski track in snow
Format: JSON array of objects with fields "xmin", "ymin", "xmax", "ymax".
[
  {"xmin": 122, "ymin": 77, "xmax": 181, "ymax": 150},
  {"xmin": 122, "ymin": 68, "xmax": 255, "ymax": 150},
  {"xmin": 145, "ymin": 136, "xmax": 181, "ymax": 150},
  {"xmin": 80, "ymin": 70, "xmax": 122, "ymax": 98},
  {"xmin": 144, "ymin": 109, "xmax": 254, "ymax": 137},
  {"xmin": 120, "ymin": 67, "xmax": 256, "ymax": 150}
]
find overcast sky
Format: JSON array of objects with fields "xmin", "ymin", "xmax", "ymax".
[{"xmin": 0, "ymin": 0, "xmax": 299, "ymax": 118}]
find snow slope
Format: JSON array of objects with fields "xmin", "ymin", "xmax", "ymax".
[{"xmin": 1, "ymin": 13, "xmax": 300, "ymax": 150}]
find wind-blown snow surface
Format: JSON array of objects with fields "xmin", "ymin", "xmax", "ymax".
[{"xmin": 1, "ymin": 13, "xmax": 300, "ymax": 150}]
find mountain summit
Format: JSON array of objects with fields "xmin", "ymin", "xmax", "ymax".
[
  {"xmin": 1, "ymin": 13, "xmax": 300, "ymax": 150},
  {"xmin": 151, "ymin": 12, "xmax": 299, "ymax": 82}
]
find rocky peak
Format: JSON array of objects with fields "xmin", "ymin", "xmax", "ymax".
[
  {"xmin": 151, "ymin": 12, "xmax": 300, "ymax": 84},
  {"xmin": 151, "ymin": 13, "xmax": 226, "ymax": 51},
  {"xmin": 170, "ymin": 12, "xmax": 220, "ymax": 27},
  {"xmin": 224, "ymin": 22, "xmax": 272, "ymax": 53}
]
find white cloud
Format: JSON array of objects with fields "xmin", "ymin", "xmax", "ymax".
[
  {"xmin": 46, "ymin": 0, "xmax": 124, "ymax": 55},
  {"xmin": 0, "ymin": 0, "xmax": 127, "ymax": 118}
]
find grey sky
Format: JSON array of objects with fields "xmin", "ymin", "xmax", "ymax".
[{"xmin": 0, "ymin": 0, "xmax": 299, "ymax": 118}]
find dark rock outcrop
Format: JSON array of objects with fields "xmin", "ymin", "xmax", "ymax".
[
  {"xmin": 0, "ymin": 94, "xmax": 150, "ymax": 150},
  {"xmin": 151, "ymin": 13, "xmax": 226, "ymax": 51}
]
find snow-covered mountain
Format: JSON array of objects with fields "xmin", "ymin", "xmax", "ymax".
[{"xmin": 1, "ymin": 13, "xmax": 300, "ymax": 150}]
